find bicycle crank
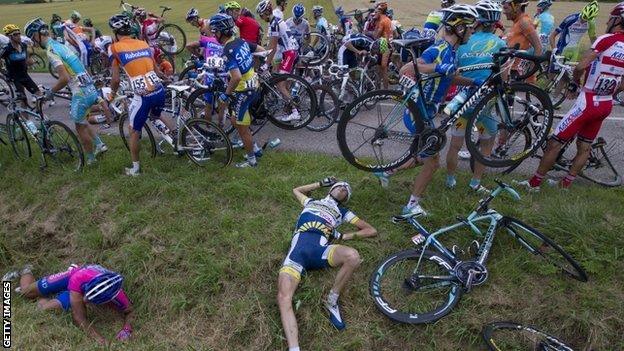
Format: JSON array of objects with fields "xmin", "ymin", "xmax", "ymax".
[
  {"xmin": 454, "ymin": 261, "xmax": 488, "ymax": 289},
  {"xmin": 412, "ymin": 128, "xmax": 446, "ymax": 157}
]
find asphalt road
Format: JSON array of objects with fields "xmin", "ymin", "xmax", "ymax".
[{"xmin": 2, "ymin": 73, "xmax": 623, "ymax": 181}]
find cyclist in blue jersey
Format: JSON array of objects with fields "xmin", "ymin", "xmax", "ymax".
[
  {"xmin": 278, "ymin": 177, "xmax": 376, "ymax": 350},
  {"xmin": 446, "ymin": 0, "xmax": 506, "ymax": 193},
  {"xmin": 533, "ymin": 0, "xmax": 555, "ymax": 51},
  {"xmin": 337, "ymin": 33, "xmax": 373, "ymax": 68},
  {"xmin": 24, "ymin": 18, "xmax": 109, "ymax": 165},
  {"xmin": 312, "ymin": 6, "xmax": 329, "ymax": 35},
  {"xmin": 376, "ymin": 5, "xmax": 478, "ymax": 217},
  {"xmin": 335, "ymin": 6, "xmax": 354, "ymax": 36},
  {"xmin": 549, "ymin": 1, "xmax": 599, "ymax": 62}
]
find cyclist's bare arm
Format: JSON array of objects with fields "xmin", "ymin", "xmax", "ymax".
[
  {"xmin": 109, "ymin": 63, "xmax": 121, "ymax": 96},
  {"xmin": 341, "ymin": 218, "xmax": 377, "ymax": 240},
  {"xmin": 266, "ymin": 37, "xmax": 279, "ymax": 65},
  {"xmin": 118, "ymin": 306, "xmax": 134, "ymax": 329},
  {"xmin": 573, "ymin": 49, "xmax": 598, "ymax": 83},
  {"xmin": 549, "ymin": 30, "xmax": 558, "ymax": 51},
  {"xmin": 70, "ymin": 291, "xmax": 106, "ymax": 345},
  {"xmin": 520, "ymin": 20, "xmax": 542, "ymax": 55},
  {"xmin": 186, "ymin": 41, "xmax": 201, "ymax": 56},
  {"xmin": 346, "ymin": 42, "xmax": 364, "ymax": 55},
  {"xmin": 293, "ymin": 182, "xmax": 322, "ymax": 205},
  {"xmin": 452, "ymin": 75, "xmax": 474, "ymax": 86},
  {"xmin": 51, "ymin": 65, "xmax": 71, "ymax": 93}
]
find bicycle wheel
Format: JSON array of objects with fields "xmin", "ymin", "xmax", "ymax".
[
  {"xmin": 465, "ymin": 83, "xmax": 553, "ymax": 168},
  {"xmin": 502, "ymin": 217, "xmax": 587, "ymax": 282},
  {"xmin": 44, "ymin": 120, "xmax": 84, "ymax": 171},
  {"xmin": 6, "ymin": 114, "xmax": 31, "ymax": 159},
  {"xmin": 482, "ymin": 321, "xmax": 574, "ymax": 351},
  {"xmin": 264, "ymin": 73, "xmax": 317, "ymax": 130},
  {"xmin": 179, "ymin": 118, "xmax": 233, "ymax": 168},
  {"xmin": 28, "ymin": 53, "xmax": 46, "ymax": 72},
  {"xmin": 157, "ymin": 24, "xmax": 186, "ymax": 55},
  {"xmin": 536, "ymin": 72, "xmax": 569, "ymax": 110},
  {"xmin": 306, "ymin": 84, "xmax": 339, "ymax": 132},
  {"xmin": 329, "ymin": 78, "xmax": 358, "ymax": 109},
  {"xmin": 577, "ymin": 137, "xmax": 622, "ymax": 187},
  {"xmin": 469, "ymin": 126, "xmax": 533, "ymax": 175},
  {"xmin": 0, "ymin": 74, "xmax": 14, "ymax": 107},
  {"xmin": 337, "ymin": 89, "xmax": 423, "ymax": 172},
  {"xmin": 369, "ymin": 249, "xmax": 463, "ymax": 324},
  {"xmin": 118, "ymin": 112, "xmax": 157, "ymax": 158},
  {"xmin": 299, "ymin": 32, "xmax": 331, "ymax": 66}
]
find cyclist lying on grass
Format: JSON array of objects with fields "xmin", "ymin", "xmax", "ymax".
[
  {"xmin": 278, "ymin": 177, "xmax": 377, "ymax": 351},
  {"xmin": 3, "ymin": 264, "xmax": 133, "ymax": 346}
]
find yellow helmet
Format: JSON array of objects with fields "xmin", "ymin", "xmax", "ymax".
[
  {"xmin": 3, "ymin": 24, "xmax": 20, "ymax": 35},
  {"xmin": 581, "ymin": 1, "xmax": 599, "ymax": 21}
]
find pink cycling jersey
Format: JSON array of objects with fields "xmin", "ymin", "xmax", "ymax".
[{"xmin": 199, "ymin": 35, "xmax": 223, "ymax": 60}]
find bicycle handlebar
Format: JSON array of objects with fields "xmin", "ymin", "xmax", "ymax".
[{"xmin": 493, "ymin": 48, "xmax": 552, "ymax": 81}]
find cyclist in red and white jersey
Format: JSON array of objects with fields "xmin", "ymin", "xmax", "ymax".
[
  {"xmin": 518, "ymin": 3, "xmax": 624, "ymax": 190},
  {"xmin": 135, "ymin": 7, "xmax": 163, "ymax": 47}
]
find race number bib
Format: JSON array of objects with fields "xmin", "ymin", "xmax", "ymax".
[
  {"xmin": 592, "ymin": 74, "xmax": 621, "ymax": 96},
  {"xmin": 205, "ymin": 56, "xmax": 225, "ymax": 69},
  {"xmin": 399, "ymin": 75, "xmax": 416, "ymax": 90},
  {"xmin": 244, "ymin": 73, "xmax": 259, "ymax": 90},
  {"xmin": 130, "ymin": 72, "xmax": 161, "ymax": 95}
]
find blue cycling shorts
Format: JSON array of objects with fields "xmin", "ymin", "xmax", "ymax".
[
  {"xmin": 279, "ymin": 231, "xmax": 341, "ymax": 281},
  {"xmin": 128, "ymin": 87, "xmax": 165, "ymax": 132},
  {"xmin": 37, "ymin": 269, "xmax": 72, "ymax": 310},
  {"xmin": 231, "ymin": 90, "xmax": 258, "ymax": 126}
]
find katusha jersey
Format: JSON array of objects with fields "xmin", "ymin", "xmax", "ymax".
[
  {"xmin": 582, "ymin": 32, "xmax": 624, "ymax": 97},
  {"xmin": 109, "ymin": 37, "xmax": 163, "ymax": 96}
]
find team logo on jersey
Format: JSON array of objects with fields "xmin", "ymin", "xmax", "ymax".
[{"xmin": 120, "ymin": 48, "xmax": 151, "ymax": 64}]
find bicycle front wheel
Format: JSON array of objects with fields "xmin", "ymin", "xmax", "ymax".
[
  {"xmin": 337, "ymin": 89, "xmax": 423, "ymax": 172},
  {"xmin": 299, "ymin": 32, "xmax": 331, "ymax": 66},
  {"xmin": 482, "ymin": 321, "xmax": 574, "ymax": 351},
  {"xmin": 118, "ymin": 112, "xmax": 157, "ymax": 158},
  {"xmin": 502, "ymin": 217, "xmax": 587, "ymax": 282},
  {"xmin": 44, "ymin": 120, "xmax": 84, "ymax": 171},
  {"xmin": 180, "ymin": 118, "xmax": 232, "ymax": 168},
  {"xmin": 157, "ymin": 24, "xmax": 186, "ymax": 55},
  {"xmin": 466, "ymin": 83, "xmax": 553, "ymax": 168},
  {"xmin": 536, "ymin": 71, "xmax": 569, "ymax": 110},
  {"xmin": 370, "ymin": 249, "xmax": 462, "ymax": 324},
  {"xmin": 6, "ymin": 114, "xmax": 32, "ymax": 159},
  {"xmin": 0, "ymin": 74, "xmax": 14, "ymax": 107},
  {"xmin": 306, "ymin": 84, "xmax": 339, "ymax": 132},
  {"xmin": 578, "ymin": 137, "xmax": 622, "ymax": 187},
  {"xmin": 264, "ymin": 74, "xmax": 317, "ymax": 130}
]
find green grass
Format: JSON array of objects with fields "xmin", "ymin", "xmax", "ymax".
[{"xmin": 1, "ymin": 136, "xmax": 623, "ymax": 350}]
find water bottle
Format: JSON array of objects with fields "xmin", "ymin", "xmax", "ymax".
[
  {"xmin": 443, "ymin": 90, "xmax": 468, "ymax": 116},
  {"xmin": 267, "ymin": 137, "xmax": 281, "ymax": 149},
  {"xmin": 25, "ymin": 120, "xmax": 38, "ymax": 135}
]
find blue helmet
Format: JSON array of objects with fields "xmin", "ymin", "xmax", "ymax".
[
  {"xmin": 84, "ymin": 272, "xmax": 124, "ymax": 305},
  {"xmin": 24, "ymin": 18, "xmax": 48, "ymax": 39},
  {"xmin": 536, "ymin": 0, "xmax": 552, "ymax": 9},
  {"xmin": 210, "ymin": 13, "xmax": 235, "ymax": 35},
  {"xmin": 293, "ymin": 3, "xmax": 305, "ymax": 19},
  {"xmin": 335, "ymin": 6, "xmax": 344, "ymax": 16}
]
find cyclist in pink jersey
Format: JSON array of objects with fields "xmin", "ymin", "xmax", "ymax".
[
  {"xmin": 518, "ymin": 3, "xmax": 624, "ymax": 190},
  {"xmin": 3, "ymin": 264, "xmax": 133, "ymax": 345}
]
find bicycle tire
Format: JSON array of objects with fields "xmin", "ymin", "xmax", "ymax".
[
  {"xmin": 482, "ymin": 321, "xmax": 574, "ymax": 351},
  {"xmin": 6, "ymin": 113, "xmax": 32, "ymax": 159},
  {"xmin": 468, "ymin": 126, "xmax": 532, "ymax": 174},
  {"xmin": 577, "ymin": 138, "xmax": 622, "ymax": 187},
  {"xmin": 0, "ymin": 74, "xmax": 14, "ymax": 107},
  {"xmin": 537, "ymin": 71, "xmax": 569, "ymax": 110},
  {"xmin": 306, "ymin": 84, "xmax": 339, "ymax": 132},
  {"xmin": 44, "ymin": 120, "xmax": 84, "ymax": 172},
  {"xmin": 28, "ymin": 53, "xmax": 46, "ymax": 72},
  {"xmin": 118, "ymin": 112, "xmax": 157, "ymax": 158},
  {"xmin": 299, "ymin": 32, "xmax": 331, "ymax": 67},
  {"xmin": 157, "ymin": 23, "xmax": 186, "ymax": 55},
  {"xmin": 180, "ymin": 118, "xmax": 233, "ymax": 168},
  {"xmin": 502, "ymin": 216, "xmax": 588, "ymax": 282},
  {"xmin": 264, "ymin": 73, "xmax": 317, "ymax": 130},
  {"xmin": 465, "ymin": 83, "xmax": 553, "ymax": 168},
  {"xmin": 337, "ymin": 89, "xmax": 423, "ymax": 172},
  {"xmin": 369, "ymin": 249, "xmax": 463, "ymax": 324}
]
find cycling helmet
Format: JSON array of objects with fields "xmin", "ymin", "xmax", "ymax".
[
  {"xmin": 256, "ymin": 0, "xmax": 273, "ymax": 15},
  {"xmin": 376, "ymin": 2, "xmax": 388, "ymax": 14},
  {"xmin": 24, "ymin": 18, "xmax": 48, "ymax": 39},
  {"xmin": 442, "ymin": 4, "xmax": 479, "ymax": 28},
  {"xmin": 210, "ymin": 13, "xmax": 236, "ymax": 35},
  {"xmin": 312, "ymin": 5, "xmax": 323, "ymax": 15},
  {"xmin": 3, "ymin": 24, "xmax": 20, "ymax": 35},
  {"xmin": 83, "ymin": 272, "xmax": 124, "ymax": 305},
  {"xmin": 225, "ymin": 1, "xmax": 242, "ymax": 10},
  {"xmin": 611, "ymin": 2, "xmax": 624, "ymax": 18},
  {"xmin": 51, "ymin": 14, "xmax": 62, "ymax": 24},
  {"xmin": 501, "ymin": 0, "xmax": 529, "ymax": 8},
  {"xmin": 387, "ymin": 8, "xmax": 394, "ymax": 18},
  {"xmin": 293, "ymin": 3, "xmax": 305, "ymax": 18},
  {"xmin": 581, "ymin": 1, "xmax": 599, "ymax": 21},
  {"xmin": 108, "ymin": 14, "xmax": 133, "ymax": 35},
  {"xmin": 83, "ymin": 18, "xmax": 93, "ymax": 27},
  {"xmin": 329, "ymin": 181, "xmax": 352, "ymax": 203},
  {"xmin": 475, "ymin": 0, "xmax": 502, "ymax": 23},
  {"xmin": 536, "ymin": 0, "xmax": 552, "ymax": 10},
  {"xmin": 70, "ymin": 11, "xmax": 82, "ymax": 21},
  {"xmin": 335, "ymin": 6, "xmax": 345, "ymax": 16},
  {"xmin": 186, "ymin": 8, "xmax": 199, "ymax": 21},
  {"xmin": 134, "ymin": 8, "xmax": 147, "ymax": 18},
  {"xmin": 441, "ymin": 0, "xmax": 456, "ymax": 8}
]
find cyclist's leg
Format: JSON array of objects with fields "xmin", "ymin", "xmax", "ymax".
[
  {"xmin": 126, "ymin": 94, "xmax": 152, "ymax": 165},
  {"xmin": 276, "ymin": 50, "xmax": 299, "ymax": 115},
  {"xmin": 379, "ymin": 51, "xmax": 390, "ymax": 89},
  {"xmin": 328, "ymin": 245, "xmax": 361, "ymax": 295},
  {"xmin": 70, "ymin": 89, "xmax": 99, "ymax": 158},
  {"xmin": 230, "ymin": 91, "xmax": 258, "ymax": 163},
  {"xmin": 20, "ymin": 268, "xmax": 73, "ymax": 300},
  {"xmin": 446, "ymin": 118, "xmax": 466, "ymax": 187}
]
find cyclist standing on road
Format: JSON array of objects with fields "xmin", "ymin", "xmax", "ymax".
[
  {"xmin": 278, "ymin": 178, "xmax": 377, "ymax": 350},
  {"xmin": 549, "ymin": 1, "xmax": 599, "ymax": 62},
  {"xmin": 372, "ymin": 2, "xmax": 393, "ymax": 89},
  {"xmin": 3, "ymin": 264, "xmax": 133, "ymax": 345},
  {"xmin": 225, "ymin": 1, "xmax": 262, "ymax": 45},
  {"xmin": 518, "ymin": 3, "xmax": 624, "ymax": 190},
  {"xmin": 312, "ymin": 6, "xmax": 329, "ymax": 36},
  {"xmin": 286, "ymin": 3, "xmax": 310, "ymax": 48},
  {"xmin": 25, "ymin": 18, "xmax": 108, "ymax": 165},
  {"xmin": 533, "ymin": 0, "xmax": 555, "ymax": 51},
  {"xmin": 1, "ymin": 24, "xmax": 42, "ymax": 104},
  {"xmin": 502, "ymin": 0, "xmax": 542, "ymax": 79}
]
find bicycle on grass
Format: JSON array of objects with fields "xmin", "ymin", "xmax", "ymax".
[
  {"xmin": 482, "ymin": 321, "xmax": 574, "ymax": 351},
  {"xmin": 370, "ymin": 180, "xmax": 587, "ymax": 324},
  {"xmin": 337, "ymin": 38, "xmax": 553, "ymax": 173}
]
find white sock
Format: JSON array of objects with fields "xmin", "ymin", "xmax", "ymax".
[
  {"xmin": 289, "ymin": 347, "xmax": 300, "ymax": 351},
  {"xmin": 132, "ymin": 161, "xmax": 140, "ymax": 172},
  {"xmin": 327, "ymin": 290, "xmax": 339, "ymax": 306},
  {"xmin": 247, "ymin": 154, "xmax": 257, "ymax": 164},
  {"xmin": 407, "ymin": 195, "xmax": 420, "ymax": 208}
]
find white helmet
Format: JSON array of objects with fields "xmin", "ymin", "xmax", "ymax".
[
  {"xmin": 442, "ymin": 4, "xmax": 479, "ymax": 27},
  {"xmin": 329, "ymin": 181, "xmax": 352, "ymax": 203},
  {"xmin": 475, "ymin": 0, "xmax": 502, "ymax": 23},
  {"xmin": 256, "ymin": 0, "xmax": 273, "ymax": 15}
]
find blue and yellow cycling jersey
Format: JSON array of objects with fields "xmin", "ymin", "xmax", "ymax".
[
  {"xmin": 457, "ymin": 31, "xmax": 506, "ymax": 82},
  {"xmin": 420, "ymin": 40, "xmax": 456, "ymax": 105},
  {"xmin": 294, "ymin": 196, "xmax": 359, "ymax": 239},
  {"xmin": 223, "ymin": 37, "xmax": 258, "ymax": 92},
  {"xmin": 46, "ymin": 39, "xmax": 93, "ymax": 94},
  {"xmin": 534, "ymin": 11, "xmax": 555, "ymax": 48}
]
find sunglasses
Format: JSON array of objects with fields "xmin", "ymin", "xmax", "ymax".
[{"xmin": 11, "ymin": 32, "xmax": 21, "ymax": 36}]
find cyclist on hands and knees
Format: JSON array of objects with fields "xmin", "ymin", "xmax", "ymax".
[
  {"xmin": 108, "ymin": 14, "xmax": 170, "ymax": 176},
  {"xmin": 3, "ymin": 264, "xmax": 133, "ymax": 346},
  {"xmin": 286, "ymin": 3, "xmax": 311, "ymax": 49},
  {"xmin": 533, "ymin": 0, "xmax": 555, "ymax": 51},
  {"xmin": 210, "ymin": 14, "xmax": 265, "ymax": 168},
  {"xmin": 256, "ymin": 0, "xmax": 302, "ymax": 122},
  {"xmin": 394, "ymin": 4, "xmax": 478, "ymax": 217},
  {"xmin": 226, "ymin": 1, "xmax": 263, "ymax": 45},
  {"xmin": 1, "ymin": 24, "xmax": 43, "ymax": 106},
  {"xmin": 445, "ymin": 0, "xmax": 506, "ymax": 193},
  {"xmin": 312, "ymin": 6, "xmax": 329, "ymax": 36},
  {"xmin": 372, "ymin": 2, "xmax": 393, "ymax": 88},
  {"xmin": 25, "ymin": 18, "xmax": 109, "ymax": 166},
  {"xmin": 517, "ymin": 3, "xmax": 624, "ymax": 190},
  {"xmin": 550, "ymin": 1, "xmax": 599, "ymax": 63},
  {"xmin": 278, "ymin": 178, "xmax": 377, "ymax": 351},
  {"xmin": 64, "ymin": 11, "xmax": 95, "ymax": 67},
  {"xmin": 502, "ymin": 0, "xmax": 543, "ymax": 79}
]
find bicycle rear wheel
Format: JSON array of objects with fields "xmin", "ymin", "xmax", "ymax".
[
  {"xmin": 180, "ymin": 119, "xmax": 232, "ymax": 168},
  {"xmin": 157, "ymin": 24, "xmax": 186, "ymax": 55},
  {"xmin": 536, "ymin": 72, "xmax": 569, "ymax": 110},
  {"xmin": 44, "ymin": 120, "xmax": 84, "ymax": 171},
  {"xmin": 337, "ymin": 89, "xmax": 423, "ymax": 172},
  {"xmin": 118, "ymin": 112, "xmax": 157, "ymax": 158},
  {"xmin": 465, "ymin": 83, "xmax": 553, "ymax": 168},
  {"xmin": 502, "ymin": 217, "xmax": 587, "ymax": 282},
  {"xmin": 482, "ymin": 321, "xmax": 574, "ymax": 351},
  {"xmin": 577, "ymin": 137, "xmax": 622, "ymax": 187},
  {"xmin": 6, "ymin": 114, "xmax": 31, "ymax": 159},
  {"xmin": 299, "ymin": 32, "xmax": 331, "ymax": 66},
  {"xmin": 469, "ymin": 126, "xmax": 533, "ymax": 175},
  {"xmin": 306, "ymin": 84, "xmax": 339, "ymax": 132},
  {"xmin": 264, "ymin": 74, "xmax": 317, "ymax": 130},
  {"xmin": 369, "ymin": 249, "xmax": 462, "ymax": 324}
]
